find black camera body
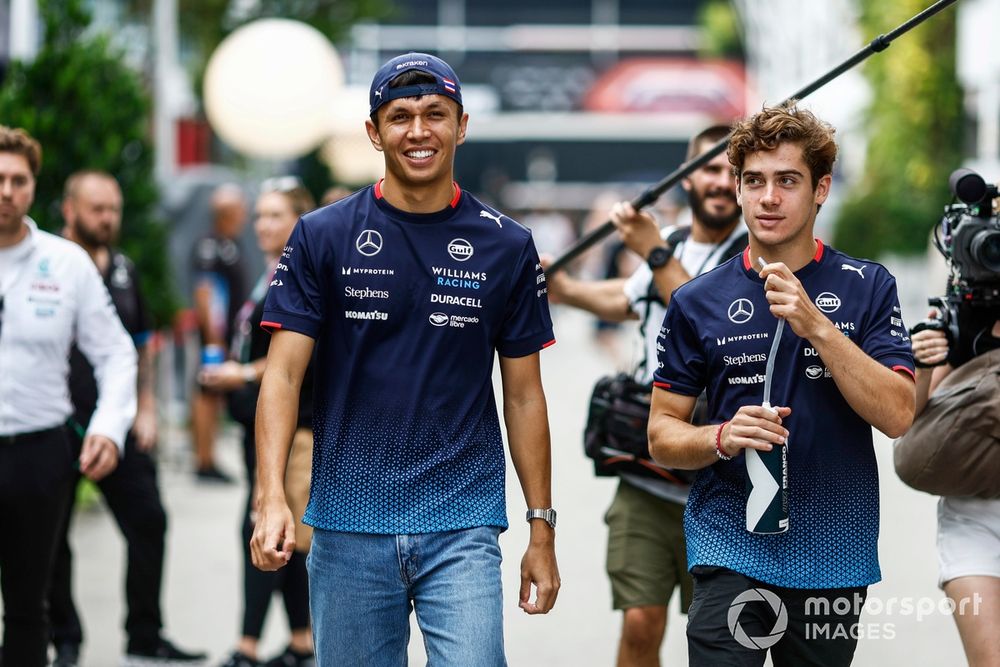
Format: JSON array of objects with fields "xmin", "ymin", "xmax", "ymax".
[
  {"xmin": 945, "ymin": 168, "xmax": 1000, "ymax": 290},
  {"xmin": 915, "ymin": 168, "xmax": 1000, "ymax": 364}
]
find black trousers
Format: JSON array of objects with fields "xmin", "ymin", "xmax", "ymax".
[
  {"xmin": 0, "ymin": 426, "xmax": 76, "ymax": 667},
  {"xmin": 687, "ymin": 566, "xmax": 868, "ymax": 667},
  {"xmin": 239, "ymin": 424, "xmax": 310, "ymax": 638},
  {"xmin": 49, "ymin": 431, "xmax": 168, "ymax": 649}
]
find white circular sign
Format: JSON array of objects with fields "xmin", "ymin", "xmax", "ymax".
[{"xmin": 204, "ymin": 19, "xmax": 344, "ymax": 159}]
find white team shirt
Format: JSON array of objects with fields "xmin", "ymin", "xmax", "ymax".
[
  {"xmin": 623, "ymin": 224, "xmax": 747, "ymax": 383},
  {"xmin": 0, "ymin": 219, "xmax": 136, "ymax": 449}
]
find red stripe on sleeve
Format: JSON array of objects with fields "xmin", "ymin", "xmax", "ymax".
[
  {"xmin": 653, "ymin": 381, "xmax": 672, "ymax": 389},
  {"xmin": 260, "ymin": 320, "xmax": 283, "ymax": 331},
  {"xmin": 541, "ymin": 339, "xmax": 556, "ymax": 349},
  {"xmin": 892, "ymin": 365, "xmax": 915, "ymax": 380}
]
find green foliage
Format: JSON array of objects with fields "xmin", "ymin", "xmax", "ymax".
[
  {"xmin": 0, "ymin": 0, "xmax": 176, "ymax": 325},
  {"xmin": 832, "ymin": 1, "xmax": 963, "ymax": 258},
  {"xmin": 697, "ymin": 0, "xmax": 744, "ymax": 59},
  {"xmin": 121, "ymin": 0, "xmax": 394, "ymax": 103}
]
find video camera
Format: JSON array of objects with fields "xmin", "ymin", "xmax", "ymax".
[{"xmin": 911, "ymin": 168, "xmax": 1000, "ymax": 363}]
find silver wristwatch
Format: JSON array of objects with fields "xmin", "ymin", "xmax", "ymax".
[{"xmin": 525, "ymin": 508, "xmax": 557, "ymax": 529}]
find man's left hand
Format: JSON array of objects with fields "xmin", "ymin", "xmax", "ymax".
[
  {"xmin": 759, "ymin": 261, "xmax": 826, "ymax": 339},
  {"xmin": 518, "ymin": 539, "xmax": 560, "ymax": 614},
  {"xmin": 79, "ymin": 434, "xmax": 120, "ymax": 481}
]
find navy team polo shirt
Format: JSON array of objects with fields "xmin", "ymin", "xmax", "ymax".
[
  {"xmin": 262, "ymin": 181, "xmax": 554, "ymax": 535},
  {"xmin": 654, "ymin": 241, "xmax": 914, "ymax": 588}
]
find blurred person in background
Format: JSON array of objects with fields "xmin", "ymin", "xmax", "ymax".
[
  {"xmin": 320, "ymin": 185, "xmax": 352, "ymax": 207},
  {"xmin": 200, "ymin": 177, "xmax": 317, "ymax": 667},
  {"xmin": 50, "ymin": 170, "xmax": 206, "ymax": 667},
  {"xmin": 543, "ymin": 125, "xmax": 745, "ymax": 667},
  {"xmin": 521, "ymin": 203, "xmax": 576, "ymax": 259},
  {"xmin": 575, "ymin": 190, "xmax": 642, "ymax": 367},
  {"xmin": 190, "ymin": 184, "xmax": 249, "ymax": 483},
  {"xmin": 0, "ymin": 126, "xmax": 135, "ymax": 667},
  {"xmin": 911, "ymin": 303, "xmax": 1000, "ymax": 666}
]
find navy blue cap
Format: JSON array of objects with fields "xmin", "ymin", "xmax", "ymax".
[{"xmin": 369, "ymin": 52, "xmax": 462, "ymax": 116}]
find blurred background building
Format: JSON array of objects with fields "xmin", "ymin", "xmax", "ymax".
[{"xmin": 0, "ymin": 0, "xmax": 991, "ymax": 311}]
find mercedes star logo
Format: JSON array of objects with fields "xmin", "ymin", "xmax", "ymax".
[
  {"xmin": 356, "ymin": 230, "xmax": 383, "ymax": 257},
  {"xmin": 728, "ymin": 298, "xmax": 754, "ymax": 324}
]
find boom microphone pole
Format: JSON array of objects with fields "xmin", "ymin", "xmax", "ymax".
[{"xmin": 546, "ymin": 0, "xmax": 960, "ymax": 274}]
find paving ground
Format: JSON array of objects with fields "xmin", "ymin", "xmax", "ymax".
[{"xmin": 57, "ymin": 296, "xmax": 971, "ymax": 666}]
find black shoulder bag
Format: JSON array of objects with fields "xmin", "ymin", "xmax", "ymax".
[{"xmin": 581, "ymin": 228, "xmax": 747, "ymax": 483}]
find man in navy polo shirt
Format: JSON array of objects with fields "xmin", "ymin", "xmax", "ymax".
[
  {"xmin": 647, "ymin": 105, "xmax": 915, "ymax": 666},
  {"xmin": 249, "ymin": 53, "xmax": 560, "ymax": 666}
]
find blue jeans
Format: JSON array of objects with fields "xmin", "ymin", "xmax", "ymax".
[{"xmin": 307, "ymin": 526, "xmax": 507, "ymax": 667}]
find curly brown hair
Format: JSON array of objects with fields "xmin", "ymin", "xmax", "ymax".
[
  {"xmin": 727, "ymin": 104, "xmax": 836, "ymax": 189},
  {"xmin": 0, "ymin": 125, "xmax": 42, "ymax": 176}
]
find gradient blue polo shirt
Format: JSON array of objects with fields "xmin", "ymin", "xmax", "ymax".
[
  {"xmin": 654, "ymin": 241, "xmax": 914, "ymax": 588},
  {"xmin": 262, "ymin": 182, "xmax": 554, "ymax": 535}
]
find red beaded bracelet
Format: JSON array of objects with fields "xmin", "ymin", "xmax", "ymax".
[{"xmin": 715, "ymin": 421, "xmax": 733, "ymax": 460}]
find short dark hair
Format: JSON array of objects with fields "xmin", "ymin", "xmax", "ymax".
[
  {"xmin": 727, "ymin": 104, "xmax": 837, "ymax": 188},
  {"xmin": 369, "ymin": 70, "xmax": 464, "ymax": 127},
  {"xmin": 687, "ymin": 124, "xmax": 732, "ymax": 161},
  {"xmin": 0, "ymin": 125, "xmax": 42, "ymax": 176}
]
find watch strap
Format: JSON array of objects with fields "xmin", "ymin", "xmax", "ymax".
[{"xmin": 525, "ymin": 508, "xmax": 557, "ymax": 529}]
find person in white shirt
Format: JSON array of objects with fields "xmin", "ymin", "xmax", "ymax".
[{"xmin": 0, "ymin": 126, "xmax": 136, "ymax": 667}]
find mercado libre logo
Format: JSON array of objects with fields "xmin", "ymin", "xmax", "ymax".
[{"xmin": 728, "ymin": 588, "xmax": 788, "ymax": 649}]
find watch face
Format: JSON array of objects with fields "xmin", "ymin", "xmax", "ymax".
[{"xmin": 647, "ymin": 246, "xmax": 670, "ymax": 269}]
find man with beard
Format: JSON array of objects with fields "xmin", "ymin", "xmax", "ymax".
[
  {"xmin": 544, "ymin": 125, "xmax": 746, "ymax": 667},
  {"xmin": 50, "ymin": 170, "xmax": 206, "ymax": 667}
]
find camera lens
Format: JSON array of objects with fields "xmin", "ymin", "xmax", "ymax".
[{"xmin": 971, "ymin": 229, "xmax": 1000, "ymax": 273}]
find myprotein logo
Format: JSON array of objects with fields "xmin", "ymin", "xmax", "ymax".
[
  {"xmin": 728, "ymin": 588, "xmax": 788, "ymax": 650},
  {"xmin": 448, "ymin": 238, "xmax": 474, "ymax": 262},
  {"xmin": 728, "ymin": 298, "xmax": 754, "ymax": 324},
  {"xmin": 717, "ymin": 332, "xmax": 768, "ymax": 347},
  {"xmin": 343, "ymin": 266, "xmax": 395, "ymax": 276},
  {"xmin": 815, "ymin": 292, "xmax": 841, "ymax": 313}
]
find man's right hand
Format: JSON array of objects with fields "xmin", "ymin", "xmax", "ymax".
[
  {"xmin": 609, "ymin": 201, "xmax": 662, "ymax": 260},
  {"xmin": 718, "ymin": 405, "xmax": 791, "ymax": 457},
  {"xmin": 250, "ymin": 496, "xmax": 296, "ymax": 571}
]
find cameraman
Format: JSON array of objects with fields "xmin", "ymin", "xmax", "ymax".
[
  {"xmin": 912, "ymin": 311, "xmax": 1000, "ymax": 667},
  {"xmin": 544, "ymin": 125, "xmax": 746, "ymax": 666}
]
